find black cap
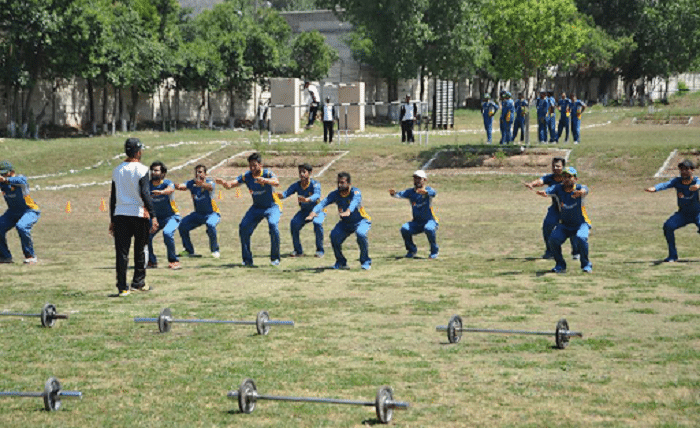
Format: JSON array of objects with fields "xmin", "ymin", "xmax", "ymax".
[
  {"xmin": 678, "ymin": 159, "xmax": 696, "ymax": 169},
  {"xmin": 125, "ymin": 138, "xmax": 144, "ymax": 157}
]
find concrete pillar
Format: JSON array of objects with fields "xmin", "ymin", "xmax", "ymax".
[
  {"xmin": 270, "ymin": 77, "xmax": 301, "ymax": 134},
  {"xmin": 338, "ymin": 82, "xmax": 365, "ymax": 132}
]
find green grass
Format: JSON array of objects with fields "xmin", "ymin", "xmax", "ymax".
[{"xmin": 0, "ymin": 102, "xmax": 699, "ymax": 427}]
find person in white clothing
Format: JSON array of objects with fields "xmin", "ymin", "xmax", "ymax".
[
  {"xmin": 322, "ymin": 96, "xmax": 337, "ymax": 143},
  {"xmin": 400, "ymin": 94, "xmax": 417, "ymax": 143},
  {"xmin": 109, "ymin": 138, "xmax": 158, "ymax": 296},
  {"xmin": 304, "ymin": 81, "xmax": 320, "ymax": 129}
]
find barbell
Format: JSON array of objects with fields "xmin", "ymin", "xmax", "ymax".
[
  {"xmin": 227, "ymin": 378, "xmax": 409, "ymax": 424},
  {"xmin": 0, "ymin": 377, "xmax": 82, "ymax": 411},
  {"xmin": 134, "ymin": 308, "xmax": 294, "ymax": 335},
  {"xmin": 436, "ymin": 315, "xmax": 583, "ymax": 349},
  {"xmin": 0, "ymin": 303, "xmax": 68, "ymax": 327}
]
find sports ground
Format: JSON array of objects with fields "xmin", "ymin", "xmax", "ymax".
[{"xmin": 1, "ymin": 97, "xmax": 699, "ymax": 427}]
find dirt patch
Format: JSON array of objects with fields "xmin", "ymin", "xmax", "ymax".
[
  {"xmin": 657, "ymin": 149, "xmax": 700, "ymax": 177},
  {"xmin": 213, "ymin": 150, "xmax": 346, "ymax": 178},
  {"xmin": 633, "ymin": 115, "xmax": 694, "ymax": 125},
  {"xmin": 425, "ymin": 147, "xmax": 570, "ymax": 175}
]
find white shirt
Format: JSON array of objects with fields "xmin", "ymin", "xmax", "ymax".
[
  {"xmin": 323, "ymin": 104, "xmax": 335, "ymax": 121},
  {"xmin": 402, "ymin": 103, "xmax": 414, "ymax": 121},
  {"xmin": 112, "ymin": 161, "xmax": 150, "ymax": 218},
  {"xmin": 307, "ymin": 85, "xmax": 319, "ymax": 104}
]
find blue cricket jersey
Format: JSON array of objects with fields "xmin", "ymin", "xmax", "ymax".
[
  {"xmin": 482, "ymin": 101, "xmax": 498, "ymax": 118},
  {"xmin": 236, "ymin": 169, "xmax": 281, "ymax": 209},
  {"xmin": 1, "ymin": 175, "xmax": 39, "ymax": 212},
  {"xmin": 394, "ymin": 187, "xmax": 438, "ymax": 223},
  {"xmin": 572, "ymin": 100, "xmax": 586, "ymax": 120},
  {"xmin": 536, "ymin": 98, "xmax": 549, "ymax": 117},
  {"xmin": 313, "ymin": 187, "xmax": 371, "ymax": 224},
  {"xmin": 501, "ymin": 99, "xmax": 515, "ymax": 122},
  {"xmin": 545, "ymin": 183, "xmax": 591, "ymax": 227},
  {"xmin": 186, "ymin": 179, "xmax": 219, "ymax": 214},
  {"xmin": 654, "ymin": 176, "xmax": 700, "ymax": 215},
  {"xmin": 150, "ymin": 179, "xmax": 180, "ymax": 219},
  {"xmin": 515, "ymin": 99, "xmax": 529, "ymax": 118},
  {"xmin": 281, "ymin": 179, "xmax": 321, "ymax": 212},
  {"xmin": 558, "ymin": 98, "xmax": 571, "ymax": 116}
]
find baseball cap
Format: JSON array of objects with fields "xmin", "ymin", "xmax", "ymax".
[
  {"xmin": 562, "ymin": 166, "xmax": 577, "ymax": 177},
  {"xmin": 0, "ymin": 160, "xmax": 13, "ymax": 174},
  {"xmin": 678, "ymin": 159, "xmax": 695, "ymax": 169},
  {"xmin": 125, "ymin": 138, "xmax": 144, "ymax": 156},
  {"xmin": 413, "ymin": 170, "xmax": 427, "ymax": 179}
]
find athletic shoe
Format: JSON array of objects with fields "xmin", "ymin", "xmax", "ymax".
[
  {"xmin": 332, "ymin": 262, "xmax": 348, "ymax": 270},
  {"xmin": 315, "ymin": 251, "xmax": 324, "ymax": 258},
  {"xmin": 551, "ymin": 266, "xmax": 566, "ymax": 274},
  {"xmin": 147, "ymin": 261, "xmax": 158, "ymax": 268},
  {"xmin": 429, "ymin": 252, "xmax": 439, "ymax": 260},
  {"xmin": 405, "ymin": 251, "xmax": 416, "ymax": 258},
  {"xmin": 574, "ymin": 141, "xmax": 579, "ymax": 145},
  {"xmin": 0, "ymin": 258, "xmax": 13, "ymax": 263},
  {"xmin": 132, "ymin": 283, "xmax": 151, "ymax": 291},
  {"xmin": 168, "ymin": 262, "xmax": 181, "ymax": 270},
  {"xmin": 118, "ymin": 289, "xmax": 130, "ymax": 297},
  {"xmin": 361, "ymin": 261, "xmax": 372, "ymax": 270},
  {"xmin": 663, "ymin": 257, "xmax": 677, "ymax": 263},
  {"xmin": 179, "ymin": 250, "xmax": 199, "ymax": 258},
  {"xmin": 271, "ymin": 259, "xmax": 280, "ymax": 266},
  {"xmin": 23, "ymin": 256, "xmax": 38, "ymax": 264},
  {"xmin": 582, "ymin": 265, "xmax": 592, "ymax": 273},
  {"xmin": 289, "ymin": 251, "xmax": 301, "ymax": 258},
  {"xmin": 211, "ymin": 251, "xmax": 220, "ymax": 259},
  {"xmin": 572, "ymin": 254, "xmax": 580, "ymax": 261},
  {"xmin": 241, "ymin": 262, "xmax": 253, "ymax": 267}
]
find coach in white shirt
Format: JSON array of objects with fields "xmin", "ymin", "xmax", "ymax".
[{"xmin": 109, "ymin": 138, "xmax": 158, "ymax": 296}]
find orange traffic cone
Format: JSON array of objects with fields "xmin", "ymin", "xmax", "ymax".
[
  {"xmin": 99, "ymin": 198, "xmax": 107, "ymax": 212},
  {"xmin": 65, "ymin": 201, "xmax": 72, "ymax": 213},
  {"xmin": 218, "ymin": 190, "xmax": 223, "ymax": 200},
  {"xmin": 235, "ymin": 188, "xmax": 242, "ymax": 199}
]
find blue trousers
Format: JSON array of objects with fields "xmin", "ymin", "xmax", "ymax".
[
  {"xmin": 557, "ymin": 116, "xmax": 570, "ymax": 141},
  {"xmin": 500, "ymin": 119, "xmax": 513, "ymax": 144},
  {"xmin": 542, "ymin": 207, "xmax": 577, "ymax": 256},
  {"xmin": 547, "ymin": 115, "xmax": 557, "ymax": 142},
  {"xmin": 537, "ymin": 116, "xmax": 548, "ymax": 142},
  {"xmin": 483, "ymin": 116, "xmax": 494, "ymax": 143},
  {"xmin": 330, "ymin": 219, "xmax": 371, "ymax": 267},
  {"xmin": 572, "ymin": 118, "xmax": 582, "ymax": 142},
  {"xmin": 149, "ymin": 215, "xmax": 180, "ymax": 264},
  {"xmin": 548, "ymin": 223, "xmax": 591, "ymax": 270},
  {"xmin": 239, "ymin": 205, "xmax": 281, "ymax": 264},
  {"xmin": 0, "ymin": 209, "xmax": 40, "ymax": 259},
  {"xmin": 179, "ymin": 212, "xmax": 220, "ymax": 254},
  {"xmin": 513, "ymin": 118, "xmax": 525, "ymax": 142},
  {"xmin": 401, "ymin": 219, "xmax": 438, "ymax": 256},
  {"xmin": 663, "ymin": 211, "xmax": 700, "ymax": 260},
  {"xmin": 290, "ymin": 209, "xmax": 325, "ymax": 255}
]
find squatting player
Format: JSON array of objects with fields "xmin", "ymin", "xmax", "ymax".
[
  {"xmin": 147, "ymin": 161, "xmax": 181, "ymax": 270},
  {"xmin": 0, "ymin": 160, "xmax": 40, "ymax": 264},
  {"xmin": 175, "ymin": 164, "xmax": 221, "ymax": 258},
  {"xmin": 389, "ymin": 170, "xmax": 439, "ymax": 259}
]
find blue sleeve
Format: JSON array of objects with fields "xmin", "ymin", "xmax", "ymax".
[
  {"xmin": 236, "ymin": 174, "xmax": 245, "ymax": 186},
  {"xmin": 207, "ymin": 179, "xmax": 215, "ymax": 191},
  {"xmin": 655, "ymin": 178, "xmax": 677, "ymax": 192},
  {"xmin": 394, "ymin": 189, "xmax": 410, "ymax": 199},
  {"xmin": 347, "ymin": 189, "xmax": 362, "ymax": 213},
  {"xmin": 545, "ymin": 184, "xmax": 558, "ymax": 195},
  {"xmin": 425, "ymin": 187, "xmax": 437, "ymax": 197},
  {"xmin": 310, "ymin": 181, "xmax": 322, "ymax": 203},
  {"xmin": 313, "ymin": 192, "xmax": 335, "ymax": 214},
  {"xmin": 281, "ymin": 182, "xmax": 297, "ymax": 199},
  {"xmin": 186, "ymin": 180, "xmax": 194, "ymax": 191},
  {"xmin": 6, "ymin": 176, "xmax": 28, "ymax": 186}
]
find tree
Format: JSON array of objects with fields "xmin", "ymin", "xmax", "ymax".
[{"xmin": 290, "ymin": 31, "xmax": 338, "ymax": 81}]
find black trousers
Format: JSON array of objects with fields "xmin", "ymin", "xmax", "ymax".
[
  {"xmin": 323, "ymin": 121, "xmax": 334, "ymax": 142},
  {"xmin": 113, "ymin": 215, "xmax": 150, "ymax": 291},
  {"xmin": 307, "ymin": 104, "xmax": 318, "ymax": 126},
  {"xmin": 401, "ymin": 120, "xmax": 415, "ymax": 142}
]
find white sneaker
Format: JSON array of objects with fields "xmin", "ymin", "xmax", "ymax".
[
  {"xmin": 24, "ymin": 257, "xmax": 38, "ymax": 264},
  {"xmin": 212, "ymin": 251, "xmax": 220, "ymax": 259}
]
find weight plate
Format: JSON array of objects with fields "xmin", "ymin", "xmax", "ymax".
[
  {"xmin": 256, "ymin": 311, "xmax": 270, "ymax": 336},
  {"xmin": 41, "ymin": 303, "xmax": 57, "ymax": 328},
  {"xmin": 159, "ymin": 308, "xmax": 172, "ymax": 333},
  {"xmin": 555, "ymin": 319, "xmax": 570, "ymax": 349},
  {"xmin": 447, "ymin": 315, "xmax": 463, "ymax": 344},
  {"xmin": 43, "ymin": 377, "xmax": 61, "ymax": 411},
  {"xmin": 238, "ymin": 378, "xmax": 257, "ymax": 414},
  {"xmin": 375, "ymin": 386, "xmax": 393, "ymax": 424}
]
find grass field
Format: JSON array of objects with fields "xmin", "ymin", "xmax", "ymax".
[{"xmin": 0, "ymin": 101, "xmax": 699, "ymax": 427}]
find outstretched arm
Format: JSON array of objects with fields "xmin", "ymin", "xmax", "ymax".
[{"xmin": 215, "ymin": 177, "xmax": 240, "ymax": 189}]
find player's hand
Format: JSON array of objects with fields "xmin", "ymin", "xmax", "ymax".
[
  {"xmin": 415, "ymin": 188, "xmax": 427, "ymax": 195},
  {"xmin": 645, "ymin": 187, "xmax": 656, "ymax": 193},
  {"xmin": 536, "ymin": 190, "xmax": 548, "ymax": 197},
  {"xmin": 339, "ymin": 209, "xmax": 350, "ymax": 218},
  {"xmin": 305, "ymin": 212, "xmax": 317, "ymax": 221},
  {"xmin": 690, "ymin": 184, "xmax": 700, "ymax": 192},
  {"xmin": 389, "ymin": 189, "xmax": 396, "ymax": 196},
  {"xmin": 524, "ymin": 182, "xmax": 534, "ymax": 190},
  {"xmin": 150, "ymin": 219, "xmax": 159, "ymax": 234},
  {"xmin": 151, "ymin": 190, "xmax": 162, "ymax": 196},
  {"xmin": 298, "ymin": 196, "xmax": 309, "ymax": 203},
  {"xmin": 108, "ymin": 222, "xmax": 114, "ymax": 236},
  {"xmin": 255, "ymin": 177, "xmax": 267, "ymax": 185},
  {"xmin": 572, "ymin": 189, "xmax": 585, "ymax": 198}
]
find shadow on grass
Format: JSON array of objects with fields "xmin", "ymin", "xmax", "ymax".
[{"xmin": 621, "ymin": 259, "xmax": 700, "ymax": 266}]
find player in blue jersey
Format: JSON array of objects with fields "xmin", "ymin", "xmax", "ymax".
[
  {"xmin": 276, "ymin": 163, "xmax": 325, "ymax": 258},
  {"xmin": 547, "ymin": 90, "xmax": 557, "ymax": 142},
  {"xmin": 0, "ymin": 160, "xmax": 40, "ymax": 264},
  {"xmin": 147, "ymin": 161, "xmax": 181, "ymax": 270},
  {"xmin": 175, "ymin": 164, "xmax": 221, "ymax": 259},
  {"xmin": 570, "ymin": 94, "xmax": 587, "ymax": 144},
  {"xmin": 536, "ymin": 90, "xmax": 549, "ymax": 143},
  {"xmin": 512, "ymin": 93, "xmax": 528, "ymax": 143},
  {"xmin": 389, "ymin": 170, "xmax": 439, "ymax": 259},
  {"xmin": 499, "ymin": 92, "xmax": 515, "ymax": 144},
  {"xmin": 645, "ymin": 160, "xmax": 700, "ymax": 262},
  {"xmin": 481, "ymin": 94, "xmax": 499, "ymax": 144},
  {"xmin": 216, "ymin": 152, "xmax": 281, "ymax": 266},
  {"xmin": 536, "ymin": 166, "xmax": 592, "ymax": 273},
  {"xmin": 307, "ymin": 172, "xmax": 372, "ymax": 270},
  {"xmin": 556, "ymin": 92, "xmax": 571, "ymax": 143}
]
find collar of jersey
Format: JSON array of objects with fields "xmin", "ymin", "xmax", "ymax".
[{"xmin": 300, "ymin": 180, "xmax": 310, "ymax": 190}]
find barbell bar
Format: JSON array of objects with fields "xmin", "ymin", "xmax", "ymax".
[
  {"xmin": 227, "ymin": 378, "xmax": 409, "ymax": 424},
  {"xmin": 134, "ymin": 308, "xmax": 294, "ymax": 335},
  {"xmin": 0, "ymin": 303, "xmax": 69, "ymax": 327},
  {"xmin": 0, "ymin": 377, "xmax": 82, "ymax": 411},
  {"xmin": 436, "ymin": 315, "xmax": 583, "ymax": 349}
]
